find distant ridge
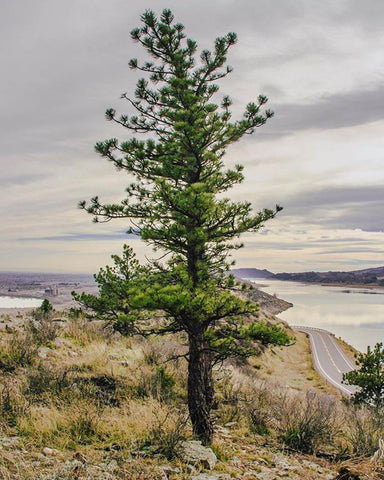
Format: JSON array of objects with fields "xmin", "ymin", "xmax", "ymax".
[
  {"xmin": 233, "ymin": 266, "xmax": 384, "ymax": 286},
  {"xmin": 350, "ymin": 266, "xmax": 384, "ymax": 276},
  {"xmin": 231, "ymin": 268, "xmax": 275, "ymax": 279},
  {"xmin": 273, "ymin": 266, "xmax": 384, "ymax": 286}
]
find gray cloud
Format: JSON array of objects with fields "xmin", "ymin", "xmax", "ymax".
[
  {"xmin": 1, "ymin": 0, "xmax": 384, "ymax": 272},
  {"xmin": 280, "ymin": 184, "xmax": 384, "ymax": 231},
  {"xmin": 270, "ymin": 86, "xmax": 384, "ymax": 135},
  {"xmin": 19, "ymin": 231, "xmax": 138, "ymax": 242}
]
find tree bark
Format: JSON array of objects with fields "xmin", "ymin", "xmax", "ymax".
[{"xmin": 187, "ymin": 331, "xmax": 214, "ymax": 445}]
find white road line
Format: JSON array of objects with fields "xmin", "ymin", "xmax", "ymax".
[
  {"xmin": 317, "ymin": 332, "xmax": 342, "ymax": 374},
  {"xmin": 327, "ymin": 335, "xmax": 356, "ymax": 371}
]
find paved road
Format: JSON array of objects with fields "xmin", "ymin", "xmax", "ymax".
[{"xmin": 292, "ymin": 326, "xmax": 358, "ymax": 395}]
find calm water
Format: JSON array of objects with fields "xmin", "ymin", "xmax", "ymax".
[
  {"xmin": 251, "ymin": 279, "xmax": 384, "ymax": 352},
  {"xmin": 0, "ymin": 296, "xmax": 42, "ymax": 308}
]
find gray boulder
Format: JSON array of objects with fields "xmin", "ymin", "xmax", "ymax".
[{"xmin": 181, "ymin": 440, "xmax": 217, "ymax": 470}]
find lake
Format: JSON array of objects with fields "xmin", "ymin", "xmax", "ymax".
[
  {"xmin": 0, "ymin": 296, "xmax": 42, "ymax": 309},
  {"xmin": 250, "ymin": 279, "xmax": 384, "ymax": 353}
]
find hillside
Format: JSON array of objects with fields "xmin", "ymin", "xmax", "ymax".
[
  {"xmin": 231, "ymin": 268, "xmax": 275, "ymax": 279},
  {"xmin": 232, "ymin": 266, "xmax": 384, "ymax": 287},
  {"xmin": 0, "ymin": 288, "xmax": 383, "ymax": 478},
  {"xmin": 273, "ymin": 268, "xmax": 384, "ymax": 286}
]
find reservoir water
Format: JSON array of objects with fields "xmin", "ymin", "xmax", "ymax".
[
  {"xmin": 251, "ymin": 279, "xmax": 384, "ymax": 353},
  {"xmin": 0, "ymin": 296, "xmax": 42, "ymax": 309}
]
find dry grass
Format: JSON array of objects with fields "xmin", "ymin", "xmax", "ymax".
[
  {"xmin": 249, "ymin": 329, "xmax": 326, "ymax": 392},
  {"xmin": 0, "ymin": 314, "xmax": 383, "ymax": 479}
]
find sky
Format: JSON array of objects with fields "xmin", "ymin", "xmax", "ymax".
[{"xmin": 1, "ymin": 0, "xmax": 383, "ymax": 274}]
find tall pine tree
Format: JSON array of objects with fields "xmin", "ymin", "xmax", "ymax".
[{"xmin": 79, "ymin": 9, "xmax": 285, "ymax": 444}]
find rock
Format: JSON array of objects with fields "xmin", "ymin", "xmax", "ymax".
[
  {"xmin": 159, "ymin": 465, "xmax": 181, "ymax": 475},
  {"xmin": 106, "ymin": 459, "xmax": 119, "ymax": 473},
  {"xmin": 42, "ymin": 447, "xmax": 60, "ymax": 456},
  {"xmin": 272, "ymin": 453, "xmax": 290, "ymax": 469},
  {"xmin": 224, "ymin": 421, "xmax": 237, "ymax": 428},
  {"xmin": 38, "ymin": 348, "xmax": 49, "ymax": 359},
  {"xmin": 181, "ymin": 440, "xmax": 217, "ymax": 470},
  {"xmin": 63, "ymin": 459, "xmax": 86, "ymax": 475},
  {"xmin": 256, "ymin": 473, "xmax": 274, "ymax": 480},
  {"xmin": 191, "ymin": 474, "xmax": 230, "ymax": 480},
  {"xmin": 0, "ymin": 437, "xmax": 20, "ymax": 449}
]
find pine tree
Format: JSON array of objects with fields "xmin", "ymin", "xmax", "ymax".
[
  {"xmin": 343, "ymin": 342, "xmax": 384, "ymax": 409},
  {"xmin": 79, "ymin": 9, "xmax": 285, "ymax": 444}
]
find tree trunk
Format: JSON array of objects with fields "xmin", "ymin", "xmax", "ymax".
[{"xmin": 187, "ymin": 332, "xmax": 214, "ymax": 445}]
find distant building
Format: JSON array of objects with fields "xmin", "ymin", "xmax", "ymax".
[{"xmin": 44, "ymin": 285, "xmax": 58, "ymax": 296}]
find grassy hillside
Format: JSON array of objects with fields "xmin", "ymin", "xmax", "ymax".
[{"xmin": 0, "ymin": 305, "xmax": 383, "ymax": 479}]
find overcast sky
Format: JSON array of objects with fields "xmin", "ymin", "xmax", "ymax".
[{"xmin": 1, "ymin": 0, "xmax": 383, "ymax": 274}]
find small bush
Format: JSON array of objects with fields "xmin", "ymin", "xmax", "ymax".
[
  {"xmin": 150, "ymin": 367, "xmax": 176, "ymax": 402},
  {"xmin": 134, "ymin": 366, "xmax": 176, "ymax": 402},
  {"xmin": 0, "ymin": 379, "xmax": 29, "ymax": 428},
  {"xmin": 344, "ymin": 405, "xmax": 384, "ymax": 456},
  {"xmin": 141, "ymin": 407, "xmax": 188, "ymax": 459},
  {"xmin": 67, "ymin": 402, "xmax": 103, "ymax": 444},
  {"xmin": 25, "ymin": 317, "xmax": 60, "ymax": 346},
  {"xmin": 278, "ymin": 390, "xmax": 339, "ymax": 454},
  {"xmin": 248, "ymin": 384, "xmax": 274, "ymax": 436},
  {"xmin": 0, "ymin": 332, "xmax": 38, "ymax": 372},
  {"xmin": 73, "ymin": 374, "xmax": 120, "ymax": 406},
  {"xmin": 24, "ymin": 364, "xmax": 72, "ymax": 402},
  {"xmin": 64, "ymin": 318, "xmax": 112, "ymax": 346},
  {"xmin": 31, "ymin": 299, "xmax": 53, "ymax": 320}
]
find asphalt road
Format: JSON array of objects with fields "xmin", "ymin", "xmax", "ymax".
[{"xmin": 292, "ymin": 326, "xmax": 358, "ymax": 395}]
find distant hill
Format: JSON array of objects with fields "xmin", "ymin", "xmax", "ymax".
[
  {"xmin": 231, "ymin": 268, "xmax": 275, "ymax": 279},
  {"xmin": 350, "ymin": 266, "xmax": 384, "ymax": 276},
  {"xmin": 274, "ymin": 266, "xmax": 384, "ymax": 286},
  {"xmin": 232, "ymin": 266, "xmax": 384, "ymax": 286}
]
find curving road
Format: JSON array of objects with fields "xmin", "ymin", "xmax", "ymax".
[{"xmin": 292, "ymin": 326, "xmax": 358, "ymax": 395}]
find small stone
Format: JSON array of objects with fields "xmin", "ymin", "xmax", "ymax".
[
  {"xmin": 38, "ymin": 347, "xmax": 50, "ymax": 359},
  {"xmin": 159, "ymin": 465, "xmax": 181, "ymax": 474},
  {"xmin": 106, "ymin": 459, "xmax": 119, "ymax": 473},
  {"xmin": 224, "ymin": 421, "xmax": 237, "ymax": 428},
  {"xmin": 63, "ymin": 459, "xmax": 85, "ymax": 474},
  {"xmin": 42, "ymin": 447, "xmax": 60, "ymax": 456},
  {"xmin": 256, "ymin": 473, "xmax": 274, "ymax": 480},
  {"xmin": 191, "ymin": 474, "xmax": 229, "ymax": 480}
]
